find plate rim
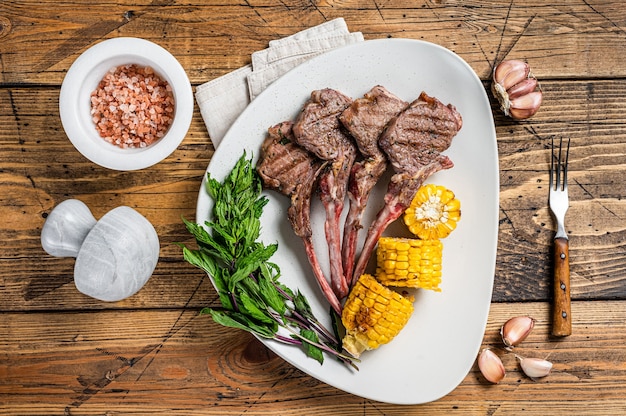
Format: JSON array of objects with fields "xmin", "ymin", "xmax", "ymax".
[{"xmin": 195, "ymin": 37, "xmax": 499, "ymax": 404}]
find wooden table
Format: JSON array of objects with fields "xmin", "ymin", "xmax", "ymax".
[{"xmin": 2, "ymin": 1, "xmax": 626, "ymax": 415}]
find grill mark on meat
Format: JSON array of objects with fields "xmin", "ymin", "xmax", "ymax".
[
  {"xmin": 379, "ymin": 92, "xmax": 463, "ymax": 176},
  {"xmin": 258, "ymin": 121, "xmax": 325, "ymax": 240},
  {"xmin": 293, "ymin": 89, "xmax": 357, "ymax": 300},
  {"xmin": 338, "ymin": 85, "xmax": 409, "ymax": 285},
  {"xmin": 352, "ymin": 91, "xmax": 463, "ymax": 283},
  {"xmin": 257, "ymin": 121, "xmax": 342, "ymax": 314},
  {"xmin": 340, "ymin": 85, "xmax": 407, "ymax": 160},
  {"xmin": 292, "ymin": 89, "xmax": 353, "ymax": 160}
]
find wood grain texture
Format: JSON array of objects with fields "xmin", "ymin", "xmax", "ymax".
[
  {"xmin": 2, "ymin": 1, "xmax": 626, "ymax": 84},
  {"xmin": 2, "ymin": 302, "xmax": 626, "ymax": 415},
  {"xmin": 2, "ymin": 1, "xmax": 626, "ymax": 414}
]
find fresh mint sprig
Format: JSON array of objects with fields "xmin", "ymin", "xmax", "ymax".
[{"xmin": 181, "ymin": 153, "xmax": 357, "ymax": 368}]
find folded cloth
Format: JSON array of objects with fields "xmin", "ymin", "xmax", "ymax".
[
  {"xmin": 248, "ymin": 32, "xmax": 364, "ymax": 100},
  {"xmin": 268, "ymin": 17, "xmax": 350, "ymax": 47},
  {"xmin": 195, "ymin": 18, "xmax": 364, "ymax": 148},
  {"xmin": 195, "ymin": 65, "xmax": 252, "ymax": 146}
]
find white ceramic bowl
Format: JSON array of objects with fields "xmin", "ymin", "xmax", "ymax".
[{"xmin": 59, "ymin": 37, "xmax": 193, "ymax": 171}]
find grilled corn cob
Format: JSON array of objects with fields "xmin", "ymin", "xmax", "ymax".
[
  {"xmin": 376, "ymin": 237, "xmax": 443, "ymax": 291},
  {"xmin": 341, "ymin": 274, "xmax": 414, "ymax": 358},
  {"xmin": 404, "ymin": 184, "xmax": 461, "ymax": 240}
]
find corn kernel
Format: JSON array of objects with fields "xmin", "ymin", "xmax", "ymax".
[
  {"xmin": 375, "ymin": 237, "xmax": 444, "ymax": 291},
  {"xmin": 341, "ymin": 274, "xmax": 414, "ymax": 358}
]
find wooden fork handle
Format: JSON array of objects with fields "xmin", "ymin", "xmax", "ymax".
[{"xmin": 552, "ymin": 237, "xmax": 572, "ymax": 336}]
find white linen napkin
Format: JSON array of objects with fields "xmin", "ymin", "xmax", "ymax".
[{"xmin": 195, "ymin": 18, "xmax": 364, "ymax": 148}]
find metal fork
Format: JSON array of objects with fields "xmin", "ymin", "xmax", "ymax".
[{"xmin": 549, "ymin": 137, "xmax": 571, "ymax": 337}]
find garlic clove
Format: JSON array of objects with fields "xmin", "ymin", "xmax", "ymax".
[
  {"xmin": 493, "ymin": 59, "xmax": 531, "ymax": 91},
  {"xmin": 478, "ymin": 348, "xmax": 506, "ymax": 383},
  {"xmin": 517, "ymin": 356, "xmax": 553, "ymax": 379},
  {"xmin": 501, "ymin": 315, "xmax": 535, "ymax": 348},
  {"xmin": 509, "ymin": 91, "xmax": 543, "ymax": 120},
  {"xmin": 506, "ymin": 77, "xmax": 539, "ymax": 100}
]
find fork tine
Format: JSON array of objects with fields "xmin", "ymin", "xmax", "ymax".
[
  {"xmin": 556, "ymin": 138, "xmax": 561, "ymax": 189},
  {"xmin": 562, "ymin": 138, "xmax": 570, "ymax": 189},
  {"xmin": 548, "ymin": 137, "xmax": 554, "ymax": 191},
  {"xmin": 550, "ymin": 137, "xmax": 555, "ymax": 189}
]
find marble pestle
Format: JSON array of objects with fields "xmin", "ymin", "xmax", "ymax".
[{"xmin": 41, "ymin": 199, "xmax": 159, "ymax": 302}]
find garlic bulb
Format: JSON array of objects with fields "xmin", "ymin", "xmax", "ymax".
[
  {"xmin": 478, "ymin": 348, "xmax": 506, "ymax": 384},
  {"xmin": 517, "ymin": 356, "xmax": 553, "ymax": 379},
  {"xmin": 492, "ymin": 59, "xmax": 543, "ymax": 120},
  {"xmin": 500, "ymin": 316, "xmax": 535, "ymax": 348}
]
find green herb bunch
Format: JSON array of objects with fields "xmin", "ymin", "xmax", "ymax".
[{"xmin": 181, "ymin": 154, "xmax": 357, "ymax": 368}]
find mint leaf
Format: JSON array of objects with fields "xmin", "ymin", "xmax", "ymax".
[{"xmin": 299, "ymin": 329, "xmax": 324, "ymax": 364}]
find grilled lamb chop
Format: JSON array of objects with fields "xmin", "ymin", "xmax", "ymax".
[
  {"xmin": 352, "ymin": 92, "xmax": 463, "ymax": 283},
  {"xmin": 257, "ymin": 121, "xmax": 342, "ymax": 315},
  {"xmin": 338, "ymin": 86, "xmax": 409, "ymax": 285},
  {"xmin": 293, "ymin": 89, "xmax": 357, "ymax": 300}
]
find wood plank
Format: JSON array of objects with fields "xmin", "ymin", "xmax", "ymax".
[
  {"xmin": 2, "ymin": 1, "xmax": 626, "ymax": 84},
  {"xmin": 1, "ymin": 301, "xmax": 625, "ymax": 415}
]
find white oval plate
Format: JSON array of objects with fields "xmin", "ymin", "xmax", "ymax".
[{"xmin": 196, "ymin": 39, "xmax": 499, "ymax": 404}]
